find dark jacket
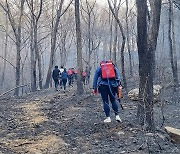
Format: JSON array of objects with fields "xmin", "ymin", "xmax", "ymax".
[{"xmin": 52, "ymin": 68, "xmax": 60, "ymax": 79}]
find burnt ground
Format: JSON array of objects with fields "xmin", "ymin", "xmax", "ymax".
[{"xmin": 0, "ymin": 84, "xmax": 179, "ymax": 154}]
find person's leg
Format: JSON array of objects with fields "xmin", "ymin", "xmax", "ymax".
[
  {"xmin": 63, "ymin": 79, "xmax": 67, "ymax": 90},
  {"xmin": 108, "ymin": 86, "xmax": 118, "ymax": 115},
  {"xmin": 83, "ymin": 77, "xmax": 85, "ymax": 85},
  {"xmin": 87, "ymin": 76, "xmax": 90, "ymax": 84},
  {"xmin": 60, "ymin": 78, "xmax": 62, "ymax": 88},
  {"xmin": 108, "ymin": 86, "xmax": 122, "ymax": 122},
  {"xmin": 99, "ymin": 85, "xmax": 110, "ymax": 117},
  {"xmin": 54, "ymin": 79, "xmax": 59, "ymax": 91},
  {"xmin": 72, "ymin": 75, "xmax": 74, "ymax": 84},
  {"xmin": 68, "ymin": 76, "xmax": 71, "ymax": 86}
]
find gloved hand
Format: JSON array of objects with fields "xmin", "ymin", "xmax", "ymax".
[{"xmin": 93, "ymin": 89, "xmax": 98, "ymax": 95}]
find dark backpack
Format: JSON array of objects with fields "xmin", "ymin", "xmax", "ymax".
[{"xmin": 100, "ymin": 60, "xmax": 116, "ymax": 79}]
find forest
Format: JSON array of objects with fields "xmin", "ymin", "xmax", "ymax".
[{"xmin": 0, "ymin": 0, "xmax": 180, "ymax": 153}]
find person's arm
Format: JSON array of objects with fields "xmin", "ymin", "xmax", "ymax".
[
  {"xmin": 115, "ymin": 67, "xmax": 121, "ymax": 85},
  {"xmin": 93, "ymin": 67, "xmax": 100, "ymax": 90}
]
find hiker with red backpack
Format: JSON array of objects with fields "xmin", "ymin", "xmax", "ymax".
[
  {"xmin": 73, "ymin": 68, "xmax": 78, "ymax": 80},
  {"xmin": 93, "ymin": 60, "xmax": 122, "ymax": 123},
  {"xmin": 85, "ymin": 66, "xmax": 91, "ymax": 85},
  {"xmin": 68, "ymin": 68, "xmax": 73, "ymax": 86},
  {"xmin": 81, "ymin": 70, "xmax": 87, "ymax": 85}
]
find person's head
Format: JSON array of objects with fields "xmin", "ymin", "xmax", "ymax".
[
  {"xmin": 100, "ymin": 60, "xmax": 114, "ymax": 64},
  {"xmin": 64, "ymin": 68, "xmax": 66, "ymax": 72},
  {"xmin": 61, "ymin": 65, "xmax": 63, "ymax": 69},
  {"xmin": 55, "ymin": 65, "xmax": 58, "ymax": 69}
]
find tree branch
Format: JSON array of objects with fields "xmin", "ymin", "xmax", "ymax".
[{"xmin": 0, "ymin": 55, "xmax": 16, "ymax": 69}]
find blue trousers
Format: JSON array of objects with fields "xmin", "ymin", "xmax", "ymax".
[
  {"xmin": 62, "ymin": 79, "xmax": 67, "ymax": 90},
  {"xmin": 98, "ymin": 85, "xmax": 119, "ymax": 117}
]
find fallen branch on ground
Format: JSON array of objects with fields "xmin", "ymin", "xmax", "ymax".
[{"xmin": 0, "ymin": 83, "xmax": 31, "ymax": 97}]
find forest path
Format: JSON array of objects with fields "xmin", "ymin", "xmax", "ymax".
[{"xmin": 0, "ymin": 85, "xmax": 180, "ymax": 154}]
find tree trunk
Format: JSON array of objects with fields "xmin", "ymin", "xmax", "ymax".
[
  {"xmin": 14, "ymin": 0, "xmax": 25, "ymax": 96},
  {"xmin": 136, "ymin": 0, "xmax": 148, "ymax": 127},
  {"xmin": 88, "ymin": 13, "xmax": 91, "ymax": 64},
  {"xmin": 34, "ymin": 23, "xmax": 42, "ymax": 89},
  {"xmin": 27, "ymin": 0, "xmax": 43, "ymax": 91},
  {"xmin": 75, "ymin": 0, "xmax": 84, "ymax": 96},
  {"xmin": 148, "ymin": 0, "xmax": 162, "ymax": 78},
  {"xmin": 44, "ymin": 1, "xmax": 64, "ymax": 88},
  {"xmin": 168, "ymin": 0, "xmax": 179, "ymax": 88},
  {"xmin": 109, "ymin": 11, "xmax": 113, "ymax": 59},
  {"xmin": 112, "ymin": 12, "xmax": 118, "ymax": 66},
  {"xmin": 108, "ymin": 0, "xmax": 127, "ymax": 93},
  {"xmin": 14, "ymin": 39, "xmax": 21, "ymax": 96},
  {"xmin": 1, "ymin": 13, "xmax": 8, "ymax": 87},
  {"xmin": 136, "ymin": 0, "xmax": 162, "ymax": 131},
  {"xmin": 125, "ymin": 0, "xmax": 133, "ymax": 76},
  {"xmin": 30, "ymin": 16, "xmax": 37, "ymax": 92}
]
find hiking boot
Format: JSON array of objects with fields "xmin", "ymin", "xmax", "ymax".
[
  {"xmin": 116, "ymin": 115, "xmax": 122, "ymax": 122},
  {"xmin": 104, "ymin": 117, "xmax": 111, "ymax": 123}
]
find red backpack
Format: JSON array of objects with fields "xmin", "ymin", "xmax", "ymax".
[
  {"xmin": 100, "ymin": 60, "xmax": 116, "ymax": 79},
  {"xmin": 74, "ymin": 69, "xmax": 78, "ymax": 74},
  {"xmin": 82, "ymin": 71, "xmax": 87, "ymax": 77},
  {"xmin": 68, "ymin": 69, "xmax": 73, "ymax": 75}
]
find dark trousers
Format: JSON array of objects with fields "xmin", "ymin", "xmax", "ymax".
[
  {"xmin": 62, "ymin": 79, "xmax": 67, "ymax": 90},
  {"xmin": 53, "ymin": 78, "xmax": 59, "ymax": 89},
  {"xmin": 98, "ymin": 85, "xmax": 118, "ymax": 117},
  {"xmin": 82, "ymin": 76, "xmax": 86, "ymax": 85},
  {"xmin": 68, "ymin": 76, "xmax": 72, "ymax": 86}
]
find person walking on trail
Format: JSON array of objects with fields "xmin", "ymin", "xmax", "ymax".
[
  {"xmin": 52, "ymin": 65, "xmax": 60, "ymax": 91},
  {"xmin": 85, "ymin": 66, "xmax": 91, "ymax": 85},
  {"xmin": 93, "ymin": 60, "xmax": 122, "ymax": 123},
  {"xmin": 59, "ymin": 66, "xmax": 64, "ymax": 89},
  {"xmin": 82, "ymin": 70, "xmax": 87, "ymax": 85},
  {"xmin": 74, "ymin": 68, "xmax": 78, "ymax": 80},
  {"xmin": 68, "ymin": 68, "xmax": 73, "ymax": 86},
  {"xmin": 61, "ymin": 68, "xmax": 68, "ymax": 90}
]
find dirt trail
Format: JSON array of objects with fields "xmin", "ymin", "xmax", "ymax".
[{"xmin": 0, "ymin": 86, "xmax": 180, "ymax": 154}]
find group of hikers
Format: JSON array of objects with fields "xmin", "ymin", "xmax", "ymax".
[
  {"xmin": 52, "ymin": 66, "xmax": 91, "ymax": 91},
  {"xmin": 52, "ymin": 60, "xmax": 123, "ymax": 123}
]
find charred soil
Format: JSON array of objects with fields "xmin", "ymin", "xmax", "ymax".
[{"xmin": 0, "ymin": 85, "xmax": 180, "ymax": 154}]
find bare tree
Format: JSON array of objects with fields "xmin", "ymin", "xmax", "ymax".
[
  {"xmin": 58, "ymin": 8, "xmax": 74, "ymax": 67},
  {"xmin": 168, "ymin": 0, "xmax": 179, "ymax": 89},
  {"xmin": 44, "ymin": 0, "xmax": 72, "ymax": 88},
  {"xmin": 112, "ymin": 0, "xmax": 118, "ymax": 66},
  {"xmin": 81, "ymin": 0, "xmax": 98, "ymax": 74},
  {"xmin": 108, "ymin": 0, "xmax": 127, "ymax": 92},
  {"xmin": 125, "ymin": 0, "xmax": 133, "ymax": 76},
  {"xmin": 0, "ymin": 12, "xmax": 8, "ymax": 87},
  {"xmin": 136, "ymin": 0, "xmax": 162, "ymax": 131},
  {"xmin": 0, "ymin": 0, "xmax": 26, "ymax": 96},
  {"xmin": 75, "ymin": 0, "xmax": 84, "ymax": 95},
  {"xmin": 26, "ymin": 0, "xmax": 43, "ymax": 91}
]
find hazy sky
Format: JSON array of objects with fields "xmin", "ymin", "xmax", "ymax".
[{"xmin": 95, "ymin": 0, "xmax": 135, "ymax": 7}]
